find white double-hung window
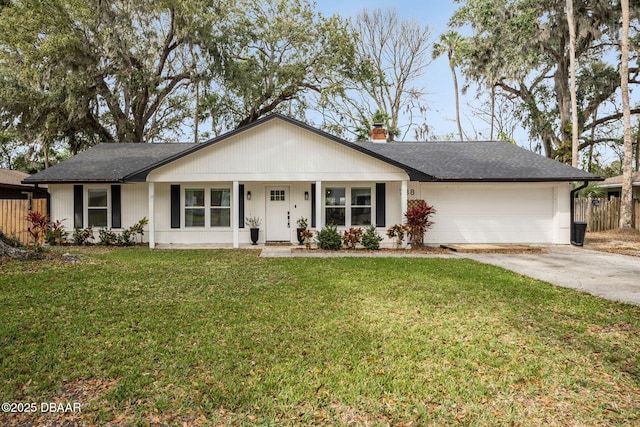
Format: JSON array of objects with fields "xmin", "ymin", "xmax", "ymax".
[
  {"xmin": 185, "ymin": 188, "xmax": 205, "ymax": 227},
  {"xmin": 87, "ymin": 189, "xmax": 108, "ymax": 227},
  {"xmin": 325, "ymin": 186, "xmax": 372, "ymax": 227},
  {"xmin": 325, "ymin": 187, "xmax": 346, "ymax": 226},
  {"xmin": 351, "ymin": 187, "xmax": 371, "ymax": 225},
  {"xmin": 210, "ymin": 188, "xmax": 231, "ymax": 227},
  {"xmin": 184, "ymin": 187, "xmax": 231, "ymax": 228}
]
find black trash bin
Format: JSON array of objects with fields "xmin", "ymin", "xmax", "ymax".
[{"xmin": 572, "ymin": 221, "xmax": 587, "ymax": 246}]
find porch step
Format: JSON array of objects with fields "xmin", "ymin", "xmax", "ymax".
[{"xmin": 265, "ymin": 241, "xmax": 293, "ymax": 246}]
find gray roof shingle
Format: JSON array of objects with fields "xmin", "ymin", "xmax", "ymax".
[
  {"xmin": 23, "ymin": 143, "xmax": 193, "ymax": 183},
  {"xmin": 354, "ymin": 141, "xmax": 600, "ymax": 182},
  {"xmin": 597, "ymin": 172, "xmax": 640, "ymax": 187},
  {"xmin": 23, "ymin": 115, "xmax": 601, "ymax": 184}
]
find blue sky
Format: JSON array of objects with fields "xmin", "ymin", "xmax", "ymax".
[
  {"xmin": 316, "ymin": 0, "xmax": 456, "ymax": 33},
  {"xmin": 314, "ymin": 1, "xmax": 627, "ymax": 166},
  {"xmin": 314, "ymin": 1, "xmax": 476, "ymax": 140}
]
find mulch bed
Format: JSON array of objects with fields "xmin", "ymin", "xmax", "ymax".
[
  {"xmin": 291, "ymin": 245, "xmax": 449, "ymax": 254},
  {"xmin": 291, "ymin": 244, "xmax": 545, "ymax": 255},
  {"xmin": 585, "ymin": 228, "xmax": 640, "ymax": 257}
]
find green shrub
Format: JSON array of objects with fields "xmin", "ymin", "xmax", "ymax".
[
  {"xmin": 128, "ymin": 217, "xmax": 149, "ymax": 243},
  {"xmin": 45, "ymin": 219, "xmax": 68, "ymax": 245},
  {"xmin": 116, "ymin": 229, "xmax": 134, "ymax": 246},
  {"xmin": 73, "ymin": 226, "xmax": 94, "ymax": 245},
  {"xmin": 98, "ymin": 228, "xmax": 118, "ymax": 246},
  {"xmin": 316, "ymin": 224, "xmax": 342, "ymax": 250},
  {"xmin": 361, "ymin": 225, "xmax": 383, "ymax": 250},
  {"xmin": 296, "ymin": 217, "xmax": 308, "ymax": 229}
]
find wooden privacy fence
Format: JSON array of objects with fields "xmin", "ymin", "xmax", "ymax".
[
  {"xmin": 574, "ymin": 198, "xmax": 640, "ymax": 232},
  {"xmin": 0, "ymin": 199, "xmax": 48, "ymax": 244}
]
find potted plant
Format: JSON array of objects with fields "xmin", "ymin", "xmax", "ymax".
[
  {"xmin": 296, "ymin": 217, "xmax": 308, "ymax": 245},
  {"xmin": 246, "ymin": 215, "xmax": 262, "ymax": 245}
]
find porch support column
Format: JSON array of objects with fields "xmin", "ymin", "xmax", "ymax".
[
  {"xmin": 315, "ymin": 180, "xmax": 322, "ymax": 230},
  {"xmin": 400, "ymin": 180, "xmax": 408, "ymax": 248},
  {"xmin": 148, "ymin": 182, "xmax": 155, "ymax": 249},
  {"xmin": 233, "ymin": 180, "xmax": 239, "ymax": 248}
]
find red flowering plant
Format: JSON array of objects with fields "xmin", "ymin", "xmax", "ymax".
[
  {"xmin": 404, "ymin": 201, "xmax": 436, "ymax": 247},
  {"xmin": 25, "ymin": 211, "xmax": 49, "ymax": 248}
]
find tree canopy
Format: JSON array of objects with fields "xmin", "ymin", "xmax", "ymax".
[
  {"xmin": 317, "ymin": 8, "xmax": 432, "ymax": 141},
  {"xmin": 450, "ymin": 0, "xmax": 640, "ymax": 164},
  {"xmin": 0, "ymin": 0, "xmax": 216, "ymax": 159},
  {"xmin": 199, "ymin": 0, "xmax": 357, "ymax": 136},
  {"xmin": 1, "ymin": 0, "xmax": 639, "ymax": 177}
]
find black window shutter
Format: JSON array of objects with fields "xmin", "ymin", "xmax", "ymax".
[
  {"xmin": 375, "ymin": 183, "xmax": 386, "ymax": 227},
  {"xmin": 111, "ymin": 185, "xmax": 122, "ymax": 228},
  {"xmin": 73, "ymin": 185, "xmax": 83, "ymax": 229},
  {"xmin": 311, "ymin": 183, "xmax": 316, "ymax": 228},
  {"xmin": 239, "ymin": 184, "xmax": 245, "ymax": 228},
  {"xmin": 170, "ymin": 185, "xmax": 180, "ymax": 228}
]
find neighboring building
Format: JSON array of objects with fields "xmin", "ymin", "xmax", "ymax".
[
  {"xmin": 597, "ymin": 172, "xmax": 640, "ymax": 200},
  {"xmin": 24, "ymin": 114, "xmax": 601, "ymax": 248},
  {"xmin": 0, "ymin": 168, "xmax": 48, "ymax": 200},
  {"xmin": 1, "ymin": 168, "xmax": 49, "ymax": 244}
]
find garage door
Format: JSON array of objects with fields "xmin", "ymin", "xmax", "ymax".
[{"xmin": 423, "ymin": 186, "xmax": 554, "ymax": 244}]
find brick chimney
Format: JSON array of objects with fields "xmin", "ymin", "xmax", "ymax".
[{"xmin": 370, "ymin": 123, "xmax": 387, "ymax": 143}]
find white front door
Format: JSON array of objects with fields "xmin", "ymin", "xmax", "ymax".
[{"xmin": 265, "ymin": 186, "xmax": 290, "ymax": 241}]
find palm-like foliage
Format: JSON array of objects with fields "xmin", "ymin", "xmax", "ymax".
[{"xmin": 433, "ymin": 31, "xmax": 466, "ymax": 141}]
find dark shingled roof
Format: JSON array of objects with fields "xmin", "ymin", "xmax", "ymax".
[
  {"xmin": 597, "ymin": 171, "xmax": 640, "ymax": 187},
  {"xmin": 23, "ymin": 114, "xmax": 601, "ymax": 184},
  {"xmin": 23, "ymin": 143, "xmax": 193, "ymax": 183},
  {"xmin": 354, "ymin": 141, "xmax": 600, "ymax": 182}
]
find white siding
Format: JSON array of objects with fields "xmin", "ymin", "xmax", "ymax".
[
  {"xmin": 147, "ymin": 120, "xmax": 408, "ymax": 183},
  {"xmin": 154, "ymin": 183, "xmax": 172, "ymax": 231},
  {"xmin": 52, "ymin": 181, "xmax": 573, "ymax": 246},
  {"xmin": 415, "ymin": 182, "xmax": 571, "ymax": 244},
  {"xmin": 49, "ymin": 184, "xmax": 75, "ymax": 226},
  {"xmin": 49, "ymin": 183, "xmax": 149, "ymax": 241},
  {"xmin": 153, "ymin": 182, "xmax": 317, "ymax": 245},
  {"xmin": 386, "ymin": 181, "xmax": 403, "ymax": 228},
  {"xmin": 120, "ymin": 183, "xmax": 148, "ymax": 230}
]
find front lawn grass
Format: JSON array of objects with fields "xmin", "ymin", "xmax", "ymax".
[{"xmin": 1, "ymin": 249, "xmax": 639, "ymax": 425}]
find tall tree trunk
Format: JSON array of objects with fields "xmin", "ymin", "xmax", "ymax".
[
  {"xmin": 554, "ymin": 61, "xmax": 572, "ymax": 163},
  {"xmin": 42, "ymin": 138, "xmax": 50, "ymax": 169},
  {"xmin": 450, "ymin": 52, "xmax": 463, "ymax": 141},
  {"xmin": 620, "ymin": 0, "xmax": 633, "ymax": 229},
  {"xmin": 194, "ymin": 80, "xmax": 200, "ymax": 144},
  {"xmin": 588, "ymin": 107, "xmax": 598, "ymax": 173},
  {"xmin": 635, "ymin": 120, "xmax": 639, "ymax": 171},
  {"xmin": 567, "ymin": 0, "xmax": 579, "ymax": 168},
  {"xmin": 490, "ymin": 84, "xmax": 495, "ymax": 140}
]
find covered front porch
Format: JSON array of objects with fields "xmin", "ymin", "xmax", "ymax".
[{"xmin": 146, "ymin": 180, "xmax": 410, "ymax": 248}]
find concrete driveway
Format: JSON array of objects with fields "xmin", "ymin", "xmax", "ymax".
[{"xmin": 458, "ymin": 246, "xmax": 640, "ymax": 306}]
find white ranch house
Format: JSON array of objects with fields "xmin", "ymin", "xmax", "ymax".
[{"xmin": 24, "ymin": 114, "xmax": 600, "ymax": 248}]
